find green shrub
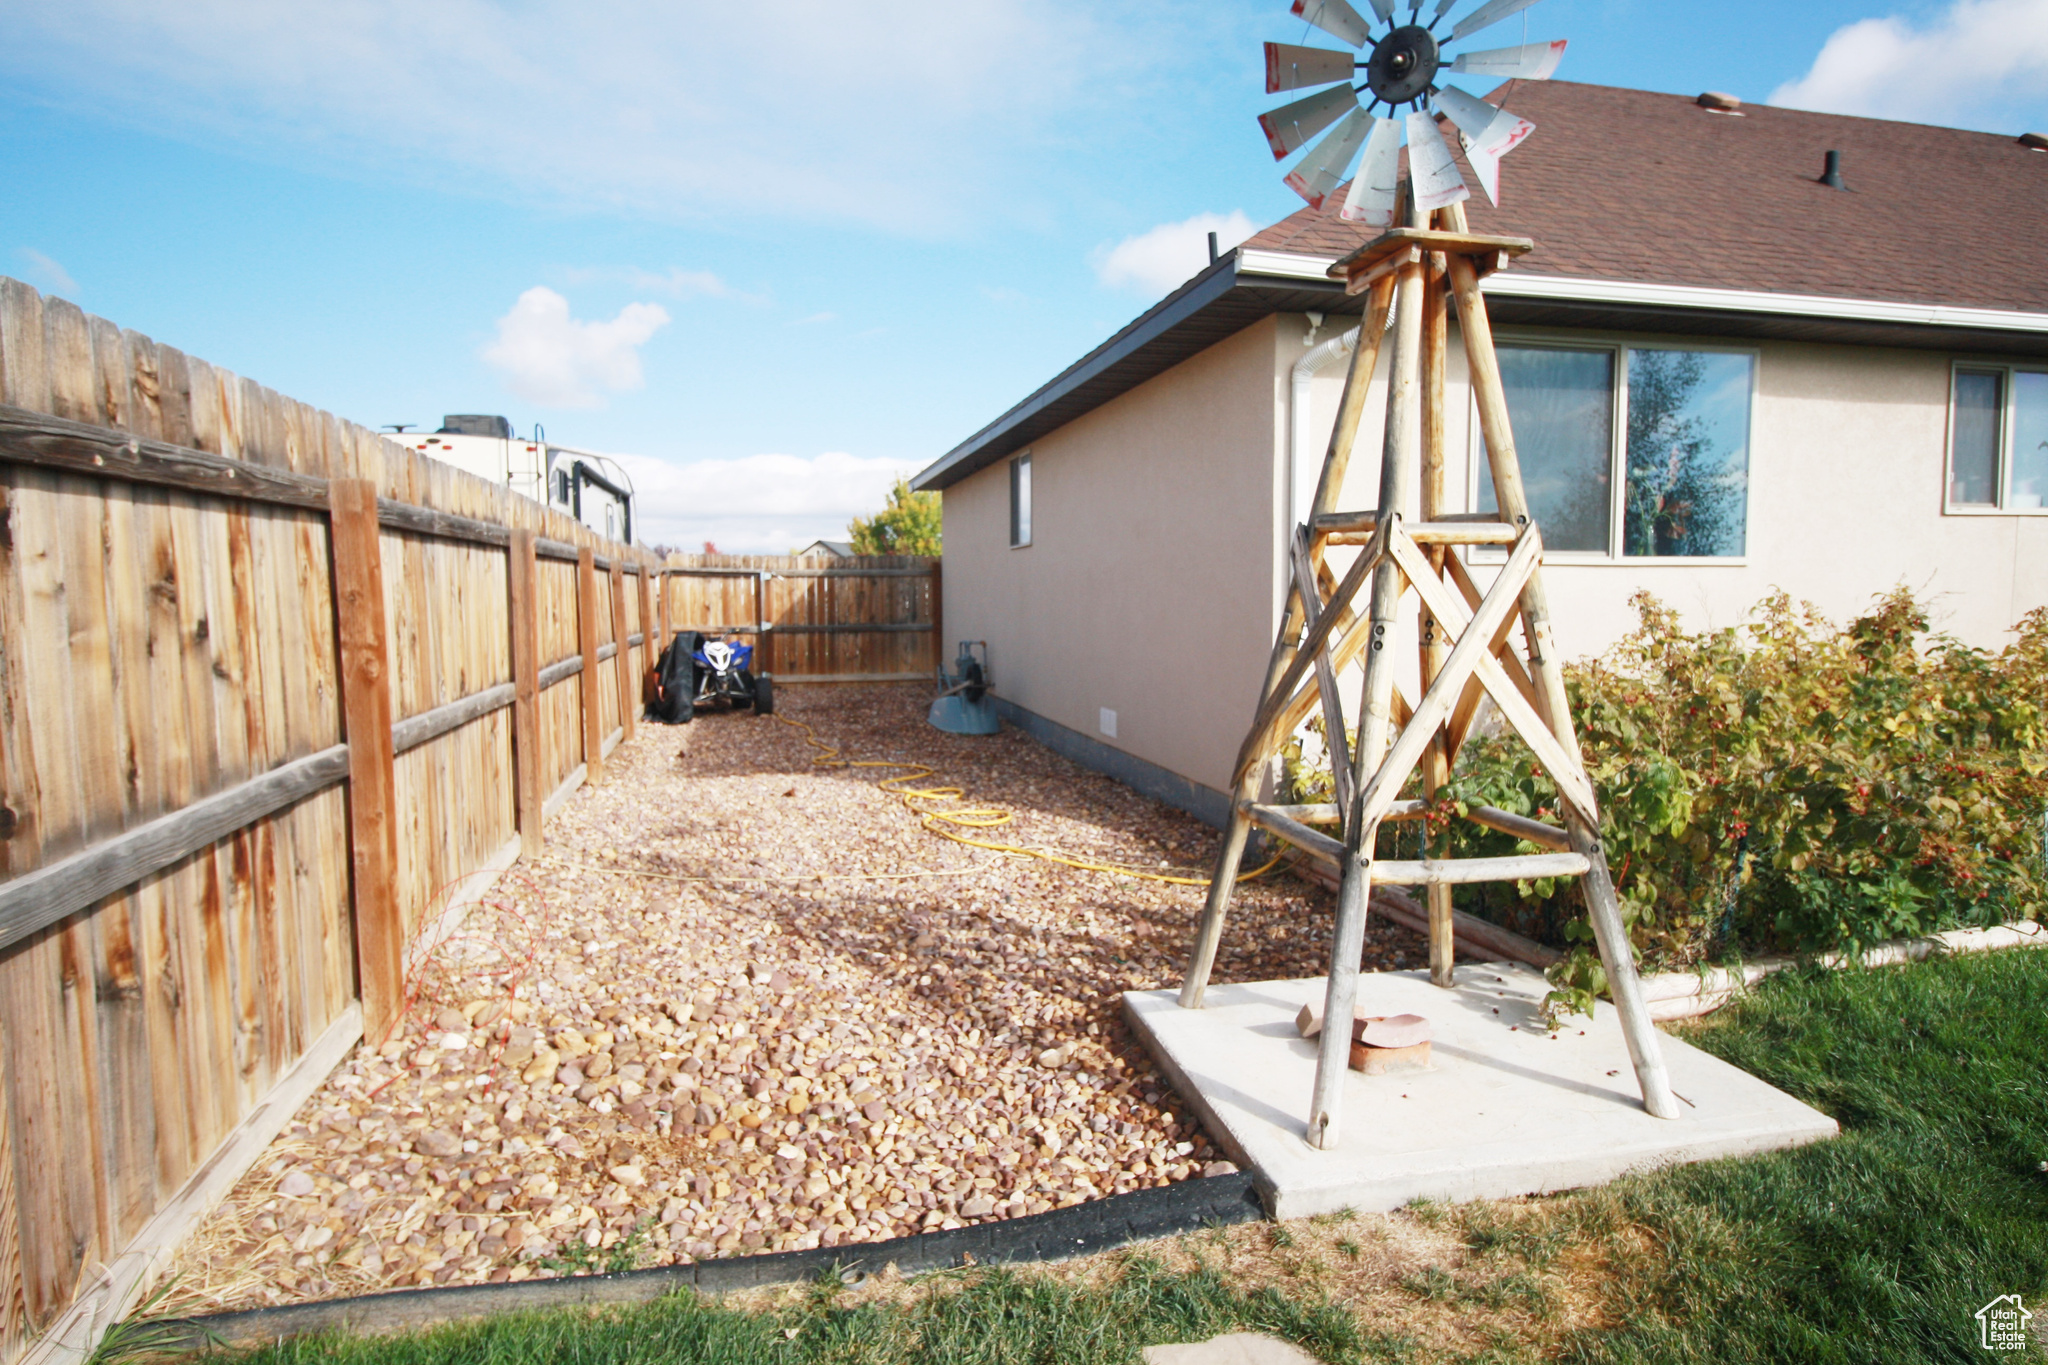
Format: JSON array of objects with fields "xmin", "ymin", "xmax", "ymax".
[{"xmin": 1291, "ymin": 588, "xmax": 2048, "ymax": 972}]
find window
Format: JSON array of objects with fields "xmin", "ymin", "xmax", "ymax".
[
  {"xmin": 1009, "ymin": 452, "xmax": 1032, "ymax": 547},
  {"xmin": 1949, "ymin": 364, "xmax": 2048, "ymax": 512},
  {"xmin": 1478, "ymin": 343, "xmax": 1755, "ymax": 558}
]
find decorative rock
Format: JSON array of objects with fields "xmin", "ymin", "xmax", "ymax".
[
  {"xmin": 160, "ymin": 685, "xmax": 1392, "ymax": 1316},
  {"xmin": 415, "ymin": 1130, "xmax": 461, "ymax": 1159},
  {"xmin": 278, "ymin": 1170, "xmax": 316, "ymax": 1198},
  {"xmin": 1360, "ymin": 1013, "xmax": 1431, "ymax": 1049},
  {"xmin": 1293, "ymin": 1000, "xmax": 1370, "ymax": 1041}
]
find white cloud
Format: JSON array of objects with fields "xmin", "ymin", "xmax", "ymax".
[
  {"xmin": 564, "ymin": 266, "xmax": 760, "ymax": 303},
  {"xmin": 1092, "ymin": 211, "xmax": 1256, "ymax": 297},
  {"xmin": 599, "ymin": 448, "xmax": 908, "ymax": 554},
  {"xmin": 14, "ymin": 248, "xmax": 78, "ymax": 298},
  {"xmin": 481, "ymin": 287, "xmax": 669, "ymax": 409},
  {"xmin": 1769, "ymin": 0, "xmax": 2048, "ymax": 128},
  {"xmin": 0, "ymin": 0, "xmax": 1151, "ymax": 232}
]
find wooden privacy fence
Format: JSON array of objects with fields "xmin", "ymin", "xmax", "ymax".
[
  {"xmin": 657, "ymin": 553, "xmax": 941, "ymax": 683},
  {"xmin": 0, "ymin": 276, "xmax": 660, "ymax": 1365}
]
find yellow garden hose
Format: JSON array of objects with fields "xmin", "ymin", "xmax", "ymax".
[{"xmin": 769, "ymin": 712, "xmax": 1280, "ymax": 887}]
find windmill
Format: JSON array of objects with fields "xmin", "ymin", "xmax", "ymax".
[
  {"xmin": 1179, "ymin": 0, "xmax": 1682, "ymax": 1151},
  {"xmin": 1263, "ymin": 0, "xmax": 1563, "ymax": 219}
]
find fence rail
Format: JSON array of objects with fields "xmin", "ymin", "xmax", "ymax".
[{"xmin": 0, "ymin": 275, "xmax": 663, "ymax": 1365}]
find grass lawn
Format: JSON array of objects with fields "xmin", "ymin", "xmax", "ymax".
[{"xmin": 155, "ymin": 946, "xmax": 2048, "ymax": 1364}]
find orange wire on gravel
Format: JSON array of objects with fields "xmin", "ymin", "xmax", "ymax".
[{"xmin": 767, "ymin": 711, "xmax": 1281, "ymax": 888}]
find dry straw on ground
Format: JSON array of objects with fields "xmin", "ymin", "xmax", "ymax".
[
  {"xmin": 725, "ymin": 1192, "xmax": 1639, "ymax": 1362},
  {"xmin": 163, "ymin": 684, "xmax": 1425, "ymax": 1314}
]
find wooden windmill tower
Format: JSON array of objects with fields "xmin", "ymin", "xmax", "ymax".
[{"xmin": 1184, "ymin": 0, "xmax": 1679, "ymax": 1150}]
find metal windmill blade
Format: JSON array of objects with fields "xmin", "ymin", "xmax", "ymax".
[
  {"xmin": 1285, "ymin": 108, "xmax": 1375, "ymax": 209},
  {"xmin": 1266, "ymin": 42, "xmax": 1358, "ymax": 94},
  {"xmin": 1449, "ymin": 39, "xmax": 1567, "ymax": 80},
  {"xmin": 1259, "ymin": 0, "xmax": 1565, "ymax": 211},
  {"xmin": 1292, "ymin": 0, "xmax": 1376, "ymax": 48},
  {"xmin": 1260, "ymin": 83, "xmax": 1361, "ymax": 160},
  {"xmin": 1435, "ymin": 84, "xmax": 1537, "ymax": 205},
  {"xmin": 1404, "ymin": 111, "xmax": 1470, "ymax": 210},
  {"xmin": 1340, "ymin": 115, "xmax": 1403, "ymax": 225}
]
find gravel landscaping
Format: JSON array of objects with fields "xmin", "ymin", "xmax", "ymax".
[{"xmin": 162, "ymin": 683, "xmax": 1426, "ymax": 1314}]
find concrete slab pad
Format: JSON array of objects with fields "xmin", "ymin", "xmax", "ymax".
[{"xmin": 1125, "ymin": 965, "xmax": 1837, "ymax": 1221}]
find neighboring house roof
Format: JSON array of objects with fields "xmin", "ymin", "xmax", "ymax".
[
  {"xmin": 917, "ymin": 82, "xmax": 2048, "ymax": 493},
  {"xmin": 800, "ymin": 539, "xmax": 855, "ymax": 558}
]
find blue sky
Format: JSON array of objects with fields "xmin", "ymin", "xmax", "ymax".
[{"xmin": 5, "ymin": 0, "xmax": 2044, "ymax": 550}]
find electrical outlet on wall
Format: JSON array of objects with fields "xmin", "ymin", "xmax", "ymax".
[{"xmin": 1099, "ymin": 708, "xmax": 1118, "ymax": 739}]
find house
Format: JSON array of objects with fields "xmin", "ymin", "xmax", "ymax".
[
  {"xmin": 799, "ymin": 539, "xmax": 857, "ymax": 559},
  {"xmin": 912, "ymin": 82, "xmax": 2048, "ymax": 825}
]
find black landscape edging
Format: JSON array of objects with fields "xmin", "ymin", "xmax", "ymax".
[{"xmin": 155, "ymin": 1173, "xmax": 1265, "ymax": 1351}]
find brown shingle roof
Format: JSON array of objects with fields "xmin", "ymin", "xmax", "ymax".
[{"xmin": 1243, "ymin": 81, "xmax": 2048, "ymax": 314}]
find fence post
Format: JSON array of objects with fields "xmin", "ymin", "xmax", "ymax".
[
  {"xmin": 577, "ymin": 548, "xmax": 603, "ymax": 784},
  {"xmin": 508, "ymin": 529, "xmax": 543, "ymax": 858},
  {"xmin": 328, "ymin": 478, "xmax": 402, "ymax": 1040},
  {"xmin": 930, "ymin": 557, "xmax": 944, "ymax": 675},
  {"xmin": 658, "ymin": 564, "xmax": 671, "ymax": 653},
  {"xmin": 610, "ymin": 562, "xmax": 634, "ymax": 743},
  {"xmin": 637, "ymin": 565, "xmax": 655, "ymax": 705}
]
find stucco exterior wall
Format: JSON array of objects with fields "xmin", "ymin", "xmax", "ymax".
[
  {"xmin": 942, "ymin": 309, "xmax": 2046, "ymax": 798},
  {"xmin": 939, "ymin": 316, "xmax": 1289, "ymax": 798}
]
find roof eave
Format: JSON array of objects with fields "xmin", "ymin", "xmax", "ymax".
[
  {"xmin": 915, "ymin": 251, "xmax": 2048, "ymax": 494},
  {"xmin": 911, "ymin": 250, "xmax": 1352, "ymax": 492}
]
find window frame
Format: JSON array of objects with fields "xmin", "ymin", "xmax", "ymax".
[
  {"xmin": 1468, "ymin": 333, "xmax": 1760, "ymax": 565},
  {"xmin": 1944, "ymin": 360, "xmax": 2048, "ymax": 516},
  {"xmin": 1008, "ymin": 451, "xmax": 1033, "ymax": 549}
]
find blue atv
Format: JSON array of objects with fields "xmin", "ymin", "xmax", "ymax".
[{"xmin": 647, "ymin": 631, "xmax": 773, "ymax": 723}]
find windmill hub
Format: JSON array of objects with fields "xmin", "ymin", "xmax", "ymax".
[{"xmin": 1366, "ymin": 25, "xmax": 1440, "ymax": 105}]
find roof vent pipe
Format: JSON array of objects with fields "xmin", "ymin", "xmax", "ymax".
[
  {"xmin": 1208, "ymin": 231, "xmax": 1220, "ymax": 264},
  {"xmin": 2021, "ymin": 132, "xmax": 2048, "ymax": 151},
  {"xmin": 1696, "ymin": 91, "xmax": 1741, "ymax": 113},
  {"xmin": 1819, "ymin": 150, "xmax": 1850, "ymax": 190}
]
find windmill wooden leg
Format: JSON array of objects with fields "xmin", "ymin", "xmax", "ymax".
[
  {"xmin": 1518, "ymin": 576, "xmax": 1678, "ymax": 1118},
  {"xmin": 1309, "ymin": 230, "xmax": 1426, "ymax": 1151},
  {"xmin": 1180, "ymin": 772, "xmax": 1261, "ymax": 1010},
  {"xmin": 1568, "ymin": 820, "xmax": 1679, "ymax": 1118},
  {"xmin": 1183, "ymin": 588, "xmax": 1308, "ymax": 1008},
  {"xmin": 1309, "ymin": 827, "xmax": 1376, "ymax": 1150},
  {"xmin": 1417, "ymin": 239, "xmax": 1455, "ymax": 988},
  {"xmin": 1184, "ymin": 263, "xmax": 1398, "ymax": 1015},
  {"xmin": 1309, "ymin": 550, "xmax": 1409, "ymax": 1150}
]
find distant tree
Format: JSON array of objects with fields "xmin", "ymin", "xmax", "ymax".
[
  {"xmin": 849, "ymin": 477, "xmax": 941, "ymax": 557},
  {"xmin": 1623, "ymin": 351, "xmax": 1743, "ymax": 557},
  {"xmin": 701, "ymin": 540, "xmax": 720, "ymax": 555}
]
